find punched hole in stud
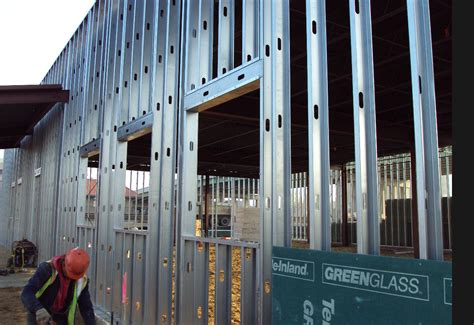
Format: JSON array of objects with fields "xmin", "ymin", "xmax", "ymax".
[
  {"xmin": 355, "ymin": 0, "xmax": 360, "ymax": 14},
  {"xmin": 167, "ymin": 148, "xmax": 171, "ymax": 157},
  {"xmin": 278, "ymin": 115, "xmax": 282, "ymax": 128},
  {"xmin": 155, "ymin": 152, "xmax": 158, "ymax": 160},
  {"xmin": 265, "ymin": 45, "xmax": 270, "ymax": 57},
  {"xmin": 312, "ymin": 21, "xmax": 317, "ymax": 34},
  {"xmin": 359, "ymin": 92, "xmax": 364, "ymax": 109},
  {"xmin": 277, "ymin": 38, "xmax": 282, "ymax": 50},
  {"xmin": 314, "ymin": 105, "xmax": 319, "ymax": 120},
  {"xmin": 265, "ymin": 119, "xmax": 270, "ymax": 132},
  {"xmin": 203, "ymin": 91, "xmax": 209, "ymax": 96},
  {"xmin": 238, "ymin": 74, "xmax": 245, "ymax": 81},
  {"xmin": 223, "ymin": 6, "xmax": 227, "ymax": 17}
]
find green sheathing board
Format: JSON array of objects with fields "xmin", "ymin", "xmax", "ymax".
[{"xmin": 272, "ymin": 247, "xmax": 451, "ymax": 324}]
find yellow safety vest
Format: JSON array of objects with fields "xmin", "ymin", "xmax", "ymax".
[{"xmin": 35, "ymin": 263, "xmax": 88, "ymax": 325}]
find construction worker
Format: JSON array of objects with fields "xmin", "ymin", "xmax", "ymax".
[{"xmin": 21, "ymin": 247, "xmax": 95, "ymax": 325}]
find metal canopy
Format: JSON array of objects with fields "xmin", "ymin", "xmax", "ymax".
[{"xmin": 0, "ymin": 84, "xmax": 69, "ymax": 148}]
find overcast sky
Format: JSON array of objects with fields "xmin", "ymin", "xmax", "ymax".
[
  {"xmin": 0, "ymin": 1, "xmax": 95, "ymax": 159},
  {"xmin": 0, "ymin": 0, "xmax": 95, "ymax": 85}
]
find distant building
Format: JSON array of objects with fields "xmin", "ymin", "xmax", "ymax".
[{"xmin": 84, "ymin": 179, "xmax": 148, "ymax": 228}]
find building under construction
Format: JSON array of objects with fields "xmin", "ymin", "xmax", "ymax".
[{"xmin": 0, "ymin": 0, "xmax": 452, "ymax": 324}]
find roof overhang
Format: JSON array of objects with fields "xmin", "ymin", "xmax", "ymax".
[{"xmin": 0, "ymin": 84, "xmax": 69, "ymax": 148}]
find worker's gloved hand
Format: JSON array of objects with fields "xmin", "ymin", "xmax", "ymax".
[{"xmin": 35, "ymin": 307, "xmax": 52, "ymax": 324}]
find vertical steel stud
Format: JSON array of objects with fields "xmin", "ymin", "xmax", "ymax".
[
  {"xmin": 348, "ymin": 0, "xmax": 380, "ymax": 255},
  {"xmin": 406, "ymin": 0, "xmax": 444, "ymax": 260}
]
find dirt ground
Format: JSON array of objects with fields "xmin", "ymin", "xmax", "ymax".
[
  {"xmin": 0, "ymin": 287, "xmax": 27, "ymax": 325},
  {"xmin": 0, "ymin": 284, "xmax": 86, "ymax": 325},
  {"xmin": 0, "ymin": 244, "xmax": 86, "ymax": 325},
  {"xmin": 0, "ymin": 244, "xmax": 28, "ymax": 325}
]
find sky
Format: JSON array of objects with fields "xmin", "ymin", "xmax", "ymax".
[
  {"xmin": 0, "ymin": 0, "xmax": 95, "ymax": 85},
  {"xmin": 0, "ymin": 1, "xmax": 95, "ymax": 160}
]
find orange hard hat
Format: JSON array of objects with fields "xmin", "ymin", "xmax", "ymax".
[{"xmin": 64, "ymin": 248, "xmax": 90, "ymax": 280}]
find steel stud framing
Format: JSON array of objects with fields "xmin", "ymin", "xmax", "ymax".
[
  {"xmin": 348, "ymin": 0, "xmax": 380, "ymax": 255},
  {"xmin": 406, "ymin": 0, "xmax": 444, "ymax": 260},
  {"xmin": 0, "ymin": 1, "xmax": 451, "ymax": 324}
]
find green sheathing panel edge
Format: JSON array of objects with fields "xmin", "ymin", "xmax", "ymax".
[{"xmin": 272, "ymin": 246, "xmax": 451, "ymax": 324}]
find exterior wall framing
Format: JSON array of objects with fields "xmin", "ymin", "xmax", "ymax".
[{"xmin": 0, "ymin": 0, "xmax": 450, "ymax": 324}]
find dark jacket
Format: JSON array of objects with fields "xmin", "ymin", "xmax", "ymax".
[{"xmin": 21, "ymin": 261, "xmax": 95, "ymax": 325}]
